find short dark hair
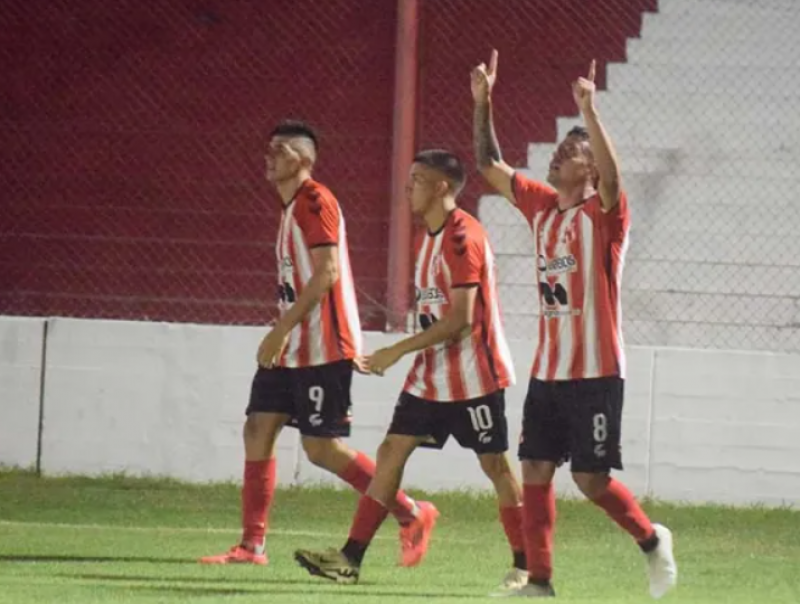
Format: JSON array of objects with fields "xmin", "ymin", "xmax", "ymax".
[
  {"xmin": 269, "ymin": 120, "xmax": 319, "ymax": 151},
  {"xmin": 567, "ymin": 125, "xmax": 590, "ymax": 141},
  {"xmin": 413, "ymin": 149, "xmax": 466, "ymax": 195}
]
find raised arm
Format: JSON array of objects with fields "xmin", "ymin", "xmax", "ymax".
[
  {"xmin": 573, "ymin": 60, "xmax": 622, "ymax": 211},
  {"xmin": 472, "ymin": 50, "xmax": 516, "ymax": 202}
]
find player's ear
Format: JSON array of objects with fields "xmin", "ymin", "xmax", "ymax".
[{"xmin": 299, "ymin": 154, "xmax": 314, "ymax": 170}]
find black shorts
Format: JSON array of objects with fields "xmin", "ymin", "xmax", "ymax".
[
  {"xmin": 388, "ymin": 390, "xmax": 509, "ymax": 454},
  {"xmin": 245, "ymin": 360, "xmax": 353, "ymax": 438},
  {"xmin": 518, "ymin": 377, "xmax": 624, "ymax": 473}
]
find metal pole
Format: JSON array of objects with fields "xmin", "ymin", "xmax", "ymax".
[{"xmin": 385, "ymin": 0, "xmax": 419, "ymax": 331}]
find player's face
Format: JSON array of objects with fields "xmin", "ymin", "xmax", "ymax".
[
  {"xmin": 405, "ymin": 163, "xmax": 446, "ymax": 215},
  {"xmin": 265, "ymin": 136, "xmax": 302, "ymax": 184},
  {"xmin": 547, "ymin": 136, "xmax": 594, "ymax": 189}
]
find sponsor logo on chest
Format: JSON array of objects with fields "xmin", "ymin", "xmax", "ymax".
[
  {"xmin": 416, "ymin": 286, "xmax": 447, "ymax": 306},
  {"xmin": 537, "ymin": 254, "xmax": 577, "ymax": 276}
]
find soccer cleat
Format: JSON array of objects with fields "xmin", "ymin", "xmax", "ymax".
[
  {"xmin": 646, "ymin": 524, "xmax": 677, "ymax": 599},
  {"xmin": 294, "ymin": 547, "xmax": 360, "ymax": 584},
  {"xmin": 494, "ymin": 581, "xmax": 556, "ymax": 598},
  {"xmin": 398, "ymin": 501, "xmax": 440, "ymax": 567},
  {"xmin": 488, "ymin": 568, "xmax": 529, "ymax": 596},
  {"xmin": 199, "ymin": 543, "xmax": 268, "ymax": 565}
]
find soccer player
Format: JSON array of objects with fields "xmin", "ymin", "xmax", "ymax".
[
  {"xmin": 472, "ymin": 51, "xmax": 678, "ymax": 598},
  {"xmin": 293, "ymin": 150, "xmax": 528, "ymax": 591},
  {"xmin": 200, "ymin": 120, "xmax": 428, "ymax": 566}
]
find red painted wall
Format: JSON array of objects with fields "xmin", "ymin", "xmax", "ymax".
[
  {"xmin": 0, "ymin": 0, "xmax": 653, "ymax": 327},
  {"xmin": 417, "ymin": 0, "xmax": 657, "ymax": 210},
  {"xmin": 1, "ymin": 0, "xmax": 397, "ymax": 327}
]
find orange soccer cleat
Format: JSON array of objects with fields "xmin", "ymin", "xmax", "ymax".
[
  {"xmin": 199, "ymin": 543, "xmax": 268, "ymax": 566},
  {"xmin": 398, "ymin": 501, "xmax": 439, "ymax": 567}
]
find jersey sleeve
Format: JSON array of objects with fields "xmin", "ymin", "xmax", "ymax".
[
  {"xmin": 295, "ymin": 189, "xmax": 340, "ymax": 247},
  {"xmin": 512, "ymin": 172, "xmax": 557, "ymax": 223},
  {"xmin": 599, "ymin": 189, "xmax": 631, "ymax": 242},
  {"xmin": 444, "ymin": 220, "xmax": 483, "ymax": 288}
]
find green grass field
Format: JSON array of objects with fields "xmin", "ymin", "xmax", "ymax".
[{"xmin": 0, "ymin": 469, "xmax": 798, "ymax": 603}]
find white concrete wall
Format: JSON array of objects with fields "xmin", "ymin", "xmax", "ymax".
[
  {"xmin": 2, "ymin": 316, "xmax": 800, "ymax": 507},
  {"xmin": 0, "ymin": 317, "xmax": 44, "ymax": 468},
  {"xmin": 481, "ymin": 0, "xmax": 800, "ymax": 353},
  {"xmin": 39, "ymin": 319, "xmax": 300, "ymax": 485}
]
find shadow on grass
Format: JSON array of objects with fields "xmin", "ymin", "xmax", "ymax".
[
  {"xmin": 52, "ymin": 572, "xmax": 489, "ymax": 599},
  {"xmin": 64, "ymin": 573, "xmax": 315, "ymax": 586},
  {"xmin": 133, "ymin": 584, "xmax": 489, "ymax": 599},
  {"xmin": 0, "ymin": 554, "xmax": 191, "ymax": 564}
]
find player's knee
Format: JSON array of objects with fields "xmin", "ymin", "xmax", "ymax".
[
  {"xmin": 375, "ymin": 436, "xmax": 412, "ymax": 469},
  {"xmin": 479, "ymin": 453, "xmax": 512, "ymax": 481},
  {"xmin": 243, "ymin": 414, "xmax": 267, "ymax": 445},
  {"xmin": 301, "ymin": 437, "xmax": 337, "ymax": 468},
  {"xmin": 572, "ymin": 472, "xmax": 610, "ymax": 499},
  {"xmin": 376, "ymin": 438, "xmax": 400, "ymax": 465},
  {"xmin": 522, "ymin": 459, "xmax": 557, "ymax": 485}
]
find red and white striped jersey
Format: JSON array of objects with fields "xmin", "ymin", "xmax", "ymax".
[
  {"xmin": 403, "ymin": 208, "xmax": 515, "ymax": 402},
  {"xmin": 512, "ymin": 172, "xmax": 630, "ymax": 381},
  {"xmin": 276, "ymin": 179, "xmax": 362, "ymax": 368}
]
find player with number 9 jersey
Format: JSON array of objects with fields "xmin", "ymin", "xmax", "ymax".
[
  {"xmin": 201, "ymin": 120, "xmax": 423, "ymax": 569},
  {"xmin": 274, "ymin": 177, "xmax": 361, "ymax": 368}
]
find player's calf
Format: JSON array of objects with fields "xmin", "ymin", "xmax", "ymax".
[{"xmin": 480, "ymin": 452, "xmax": 528, "ymax": 591}]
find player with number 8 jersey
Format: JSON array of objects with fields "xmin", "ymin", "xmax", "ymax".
[
  {"xmin": 295, "ymin": 150, "xmax": 530, "ymax": 595},
  {"xmin": 473, "ymin": 50, "xmax": 676, "ymax": 599}
]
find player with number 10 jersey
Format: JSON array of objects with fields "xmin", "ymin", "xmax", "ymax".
[
  {"xmin": 402, "ymin": 199, "xmax": 515, "ymax": 401},
  {"xmin": 295, "ymin": 150, "xmax": 529, "ymax": 594}
]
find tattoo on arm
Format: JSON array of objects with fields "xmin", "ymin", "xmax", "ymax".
[{"xmin": 474, "ymin": 101, "xmax": 502, "ymax": 168}]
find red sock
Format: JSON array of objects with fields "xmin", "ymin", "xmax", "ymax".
[
  {"xmin": 500, "ymin": 505, "xmax": 525, "ymax": 553},
  {"xmin": 523, "ymin": 484, "xmax": 556, "ymax": 582},
  {"xmin": 338, "ymin": 451, "xmax": 417, "ymax": 525},
  {"xmin": 348, "ymin": 494, "xmax": 390, "ymax": 545},
  {"xmin": 242, "ymin": 458, "xmax": 276, "ymax": 546},
  {"xmin": 591, "ymin": 478, "xmax": 654, "ymax": 542}
]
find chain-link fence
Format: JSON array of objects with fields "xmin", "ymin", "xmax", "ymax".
[
  {"xmin": 2, "ymin": 0, "xmax": 799, "ymax": 352},
  {"xmin": 0, "ymin": 0, "xmax": 397, "ymax": 329},
  {"xmin": 418, "ymin": 0, "xmax": 800, "ymax": 353}
]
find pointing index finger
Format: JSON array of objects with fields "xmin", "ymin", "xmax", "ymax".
[
  {"xmin": 489, "ymin": 49, "xmax": 499, "ymax": 75},
  {"xmin": 588, "ymin": 59, "xmax": 596, "ymax": 82}
]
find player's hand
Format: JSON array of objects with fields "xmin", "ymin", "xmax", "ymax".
[
  {"xmin": 366, "ymin": 346, "xmax": 403, "ymax": 377},
  {"xmin": 352, "ymin": 355, "xmax": 371, "ymax": 375},
  {"xmin": 471, "ymin": 49, "xmax": 499, "ymax": 103},
  {"xmin": 257, "ymin": 326, "xmax": 289, "ymax": 368},
  {"xmin": 572, "ymin": 60, "xmax": 597, "ymax": 114}
]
